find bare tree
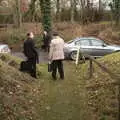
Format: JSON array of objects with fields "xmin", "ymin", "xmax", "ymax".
[
  {"xmin": 109, "ymin": 0, "xmax": 120, "ymax": 25},
  {"xmin": 26, "ymin": 0, "xmax": 37, "ymax": 22},
  {"xmin": 70, "ymin": 0, "xmax": 76, "ymax": 23},
  {"xmin": 56, "ymin": 0, "xmax": 60, "ymax": 21},
  {"xmin": 79, "ymin": 0, "xmax": 86, "ymax": 24},
  {"xmin": 16, "ymin": 0, "xmax": 22, "ymax": 27}
]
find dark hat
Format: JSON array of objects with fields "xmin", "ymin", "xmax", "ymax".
[
  {"xmin": 52, "ymin": 32, "xmax": 58, "ymax": 36},
  {"xmin": 27, "ymin": 32, "xmax": 30, "ymax": 36}
]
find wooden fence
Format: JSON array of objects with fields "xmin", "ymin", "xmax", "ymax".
[
  {"xmin": 83, "ymin": 54, "xmax": 120, "ymax": 120},
  {"xmin": 75, "ymin": 46, "xmax": 120, "ymax": 119},
  {"xmin": 0, "ymin": 24, "xmax": 8, "ymax": 31}
]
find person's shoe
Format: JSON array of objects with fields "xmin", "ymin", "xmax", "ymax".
[
  {"xmin": 60, "ymin": 77, "xmax": 64, "ymax": 80},
  {"xmin": 31, "ymin": 74, "xmax": 37, "ymax": 79},
  {"xmin": 52, "ymin": 74, "xmax": 57, "ymax": 81},
  {"xmin": 52, "ymin": 77, "xmax": 57, "ymax": 81}
]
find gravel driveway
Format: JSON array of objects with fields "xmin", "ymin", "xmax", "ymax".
[{"xmin": 12, "ymin": 50, "xmax": 49, "ymax": 63}]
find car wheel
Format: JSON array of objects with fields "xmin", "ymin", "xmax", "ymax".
[
  {"xmin": 70, "ymin": 51, "xmax": 77, "ymax": 60},
  {"xmin": 115, "ymin": 50, "xmax": 120, "ymax": 53}
]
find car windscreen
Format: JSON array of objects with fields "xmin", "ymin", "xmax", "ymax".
[{"xmin": 67, "ymin": 40, "xmax": 74, "ymax": 44}]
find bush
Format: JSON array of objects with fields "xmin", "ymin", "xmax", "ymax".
[
  {"xmin": 0, "ymin": 27, "xmax": 43, "ymax": 51},
  {"xmin": 34, "ymin": 35, "xmax": 43, "ymax": 48},
  {"xmin": 0, "ymin": 15, "xmax": 13, "ymax": 24}
]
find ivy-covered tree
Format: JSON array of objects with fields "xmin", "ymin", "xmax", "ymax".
[{"xmin": 40, "ymin": 0, "xmax": 52, "ymax": 32}]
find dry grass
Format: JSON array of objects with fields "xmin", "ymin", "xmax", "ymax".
[
  {"xmin": 82, "ymin": 52, "xmax": 120, "ymax": 120},
  {"xmin": 53, "ymin": 22, "xmax": 83, "ymax": 41},
  {"xmin": 98, "ymin": 28, "xmax": 120, "ymax": 44},
  {"xmin": 0, "ymin": 22, "xmax": 120, "ymax": 51}
]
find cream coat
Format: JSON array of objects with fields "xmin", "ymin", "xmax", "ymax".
[{"xmin": 49, "ymin": 36, "xmax": 64, "ymax": 60}]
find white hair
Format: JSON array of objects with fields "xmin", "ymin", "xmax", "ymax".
[{"xmin": 29, "ymin": 32, "xmax": 34, "ymax": 39}]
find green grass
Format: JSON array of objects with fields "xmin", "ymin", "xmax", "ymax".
[
  {"xmin": 35, "ymin": 62, "xmax": 90, "ymax": 120},
  {"xmin": 0, "ymin": 52, "xmax": 120, "ymax": 120}
]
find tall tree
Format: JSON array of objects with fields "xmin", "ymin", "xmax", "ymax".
[
  {"xmin": 70, "ymin": 0, "xmax": 76, "ymax": 23},
  {"xmin": 27, "ymin": 0, "xmax": 37, "ymax": 22},
  {"xmin": 40, "ymin": 0, "xmax": 52, "ymax": 31},
  {"xmin": 79, "ymin": 0, "xmax": 86, "ymax": 24},
  {"xmin": 109, "ymin": 0, "xmax": 120, "ymax": 25},
  {"xmin": 56, "ymin": 0, "xmax": 60, "ymax": 21},
  {"xmin": 99, "ymin": 0, "xmax": 102, "ymax": 12},
  {"xmin": 16, "ymin": 0, "xmax": 22, "ymax": 27}
]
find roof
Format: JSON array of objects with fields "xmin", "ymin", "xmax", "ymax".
[
  {"xmin": 74, "ymin": 37, "xmax": 97, "ymax": 41},
  {"xmin": 0, "ymin": 44, "xmax": 8, "ymax": 49}
]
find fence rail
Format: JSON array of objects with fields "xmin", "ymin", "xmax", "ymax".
[
  {"xmin": 75, "ymin": 47, "xmax": 120, "ymax": 120},
  {"xmin": 0, "ymin": 24, "xmax": 8, "ymax": 31},
  {"xmin": 83, "ymin": 54, "xmax": 120, "ymax": 120}
]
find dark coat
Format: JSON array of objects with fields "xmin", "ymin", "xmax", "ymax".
[
  {"xmin": 43, "ymin": 32, "xmax": 52, "ymax": 47},
  {"xmin": 23, "ymin": 38, "xmax": 39, "ymax": 63}
]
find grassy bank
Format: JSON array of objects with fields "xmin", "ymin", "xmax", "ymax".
[
  {"xmin": 0, "ymin": 54, "xmax": 89, "ymax": 120},
  {"xmin": 0, "ymin": 52, "xmax": 120, "ymax": 120}
]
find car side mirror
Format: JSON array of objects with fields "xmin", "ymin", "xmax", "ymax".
[{"xmin": 102, "ymin": 44, "xmax": 106, "ymax": 47}]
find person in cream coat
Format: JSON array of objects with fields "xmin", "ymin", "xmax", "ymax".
[{"xmin": 49, "ymin": 32, "xmax": 64, "ymax": 80}]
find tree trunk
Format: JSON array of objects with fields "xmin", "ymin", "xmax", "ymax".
[
  {"xmin": 99, "ymin": 0, "xmax": 102, "ymax": 12},
  {"xmin": 70, "ymin": 0, "xmax": 76, "ymax": 23},
  {"xmin": 28, "ymin": 0, "xmax": 37, "ymax": 22},
  {"xmin": 16, "ymin": 0, "xmax": 22, "ymax": 28},
  {"xmin": 80, "ymin": 0, "xmax": 86, "ymax": 24},
  {"xmin": 87, "ymin": 0, "xmax": 90, "ymax": 9},
  {"xmin": 40, "ymin": 0, "xmax": 52, "ymax": 32},
  {"xmin": 56, "ymin": 0, "xmax": 60, "ymax": 21},
  {"xmin": 74, "ymin": 0, "xmax": 78, "ymax": 21},
  {"xmin": 115, "ymin": 0, "xmax": 120, "ymax": 25}
]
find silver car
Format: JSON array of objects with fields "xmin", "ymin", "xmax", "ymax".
[
  {"xmin": 0, "ymin": 44, "xmax": 11, "ymax": 53},
  {"xmin": 64, "ymin": 37, "xmax": 120, "ymax": 60}
]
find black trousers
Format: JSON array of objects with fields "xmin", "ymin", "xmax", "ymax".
[
  {"xmin": 52, "ymin": 60, "xmax": 64, "ymax": 80},
  {"xmin": 28, "ymin": 57, "xmax": 37, "ymax": 78}
]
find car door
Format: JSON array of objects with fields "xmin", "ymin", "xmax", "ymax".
[
  {"xmin": 75, "ymin": 39, "xmax": 93, "ymax": 55},
  {"xmin": 90, "ymin": 39, "xmax": 113, "ymax": 56}
]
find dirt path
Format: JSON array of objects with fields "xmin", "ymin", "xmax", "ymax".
[{"xmin": 31, "ymin": 62, "xmax": 92, "ymax": 120}]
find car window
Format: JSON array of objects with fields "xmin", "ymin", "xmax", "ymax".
[
  {"xmin": 80, "ymin": 39, "xmax": 91, "ymax": 46},
  {"xmin": 91, "ymin": 39, "xmax": 104, "ymax": 46},
  {"xmin": 75, "ymin": 40, "xmax": 81, "ymax": 45},
  {"xmin": 75, "ymin": 39, "xmax": 91, "ymax": 46}
]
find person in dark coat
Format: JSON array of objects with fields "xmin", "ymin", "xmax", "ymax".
[
  {"xmin": 43, "ymin": 30, "xmax": 52, "ymax": 52},
  {"xmin": 23, "ymin": 32, "xmax": 39, "ymax": 78}
]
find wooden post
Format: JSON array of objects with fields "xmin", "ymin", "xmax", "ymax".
[
  {"xmin": 85, "ymin": 54, "xmax": 120, "ymax": 119},
  {"xmin": 89, "ymin": 59, "xmax": 93, "ymax": 78},
  {"xmin": 75, "ymin": 46, "xmax": 80, "ymax": 66},
  {"xmin": 118, "ymin": 85, "xmax": 120, "ymax": 120}
]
